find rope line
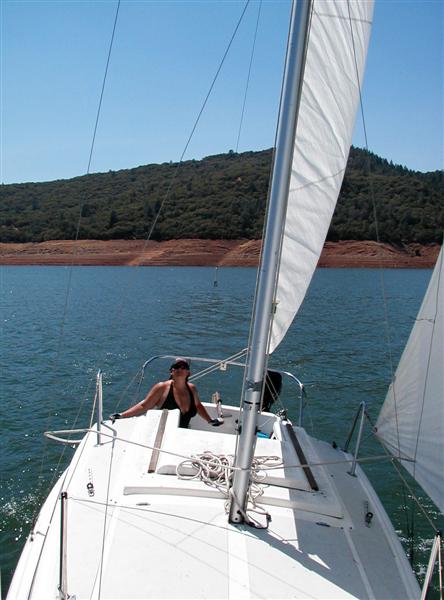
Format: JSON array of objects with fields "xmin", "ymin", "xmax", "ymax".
[
  {"xmin": 370, "ymin": 423, "xmax": 440, "ymax": 534},
  {"xmin": 61, "ymin": 1, "xmax": 252, "ymax": 448},
  {"xmin": 135, "ymin": 0, "xmax": 251, "ymax": 255},
  {"xmin": 36, "ymin": 0, "xmax": 122, "ymax": 514},
  {"xmin": 390, "ymin": 458, "xmax": 439, "ymax": 533},
  {"xmin": 73, "ymin": 7, "xmax": 253, "ymax": 560},
  {"xmin": 37, "ymin": 0, "xmax": 251, "ymax": 525},
  {"xmin": 97, "ymin": 428, "xmax": 117, "ymax": 600},
  {"xmin": 345, "ymin": 6, "xmax": 431, "ymax": 567},
  {"xmin": 46, "ymin": 425, "xmax": 398, "ymax": 472},
  {"xmin": 85, "ymin": 3, "xmax": 252, "ymax": 396},
  {"xmin": 112, "ymin": 365, "xmax": 151, "ymax": 414},
  {"xmin": 346, "ymin": 0, "xmax": 401, "ymax": 451},
  {"xmin": 44, "ymin": 378, "xmax": 97, "ymax": 497}
]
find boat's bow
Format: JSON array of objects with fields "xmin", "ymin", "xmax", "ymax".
[{"xmin": 8, "ymin": 405, "xmax": 419, "ymax": 599}]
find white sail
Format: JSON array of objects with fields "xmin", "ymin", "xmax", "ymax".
[
  {"xmin": 376, "ymin": 247, "xmax": 444, "ymax": 513},
  {"xmin": 269, "ymin": 0, "xmax": 374, "ymax": 353}
]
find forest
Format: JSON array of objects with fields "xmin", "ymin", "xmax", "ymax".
[{"xmin": 1, "ymin": 147, "xmax": 442, "ymax": 244}]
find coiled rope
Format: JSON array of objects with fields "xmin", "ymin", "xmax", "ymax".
[{"xmin": 176, "ymin": 452, "xmax": 280, "ymax": 528}]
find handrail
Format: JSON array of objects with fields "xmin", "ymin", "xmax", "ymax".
[
  {"xmin": 276, "ymin": 370, "xmax": 305, "ymax": 426},
  {"xmin": 139, "ymin": 351, "xmax": 248, "ymax": 382},
  {"xmin": 45, "ymin": 352, "xmax": 306, "ymax": 447},
  {"xmin": 44, "ymin": 432, "xmax": 84, "ymax": 445},
  {"xmin": 138, "ymin": 353, "xmax": 306, "ymax": 424}
]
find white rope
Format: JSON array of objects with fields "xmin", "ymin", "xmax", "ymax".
[{"xmin": 176, "ymin": 451, "xmax": 281, "ymax": 525}]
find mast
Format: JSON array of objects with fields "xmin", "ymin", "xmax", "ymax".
[{"xmin": 229, "ymin": 0, "xmax": 312, "ymax": 523}]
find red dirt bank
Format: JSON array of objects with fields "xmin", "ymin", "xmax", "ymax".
[{"xmin": 0, "ymin": 239, "xmax": 440, "ymax": 268}]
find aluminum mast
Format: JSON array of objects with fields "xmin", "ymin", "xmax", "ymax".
[{"xmin": 229, "ymin": 0, "xmax": 312, "ymax": 523}]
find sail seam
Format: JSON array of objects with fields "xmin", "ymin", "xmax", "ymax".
[
  {"xmin": 291, "ymin": 166, "xmax": 346, "ymax": 192},
  {"xmin": 314, "ymin": 10, "xmax": 372, "ymax": 25}
]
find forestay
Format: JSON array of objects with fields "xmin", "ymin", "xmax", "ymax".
[
  {"xmin": 269, "ymin": 0, "xmax": 374, "ymax": 353},
  {"xmin": 376, "ymin": 247, "xmax": 443, "ymax": 513}
]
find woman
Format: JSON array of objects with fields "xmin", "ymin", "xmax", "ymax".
[{"xmin": 110, "ymin": 359, "xmax": 221, "ymax": 428}]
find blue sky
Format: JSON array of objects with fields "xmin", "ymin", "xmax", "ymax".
[{"xmin": 1, "ymin": 0, "xmax": 442, "ymax": 184}]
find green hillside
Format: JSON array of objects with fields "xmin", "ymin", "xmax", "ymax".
[{"xmin": 1, "ymin": 147, "xmax": 442, "ymax": 244}]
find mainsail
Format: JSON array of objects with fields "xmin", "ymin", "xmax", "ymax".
[
  {"xmin": 376, "ymin": 247, "xmax": 444, "ymax": 513},
  {"xmin": 269, "ymin": 0, "xmax": 374, "ymax": 353}
]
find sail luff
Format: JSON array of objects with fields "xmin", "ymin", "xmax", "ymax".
[
  {"xmin": 269, "ymin": 0, "xmax": 374, "ymax": 353},
  {"xmin": 376, "ymin": 247, "xmax": 444, "ymax": 513},
  {"xmin": 229, "ymin": 0, "xmax": 375, "ymax": 522}
]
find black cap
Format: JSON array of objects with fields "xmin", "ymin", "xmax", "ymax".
[{"xmin": 169, "ymin": 359, "xmax": 190, "ymax": 371}]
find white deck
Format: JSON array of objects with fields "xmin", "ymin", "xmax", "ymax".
[{"xmin": 8, "ymin": 405, "xmax": 420, "ymax": 599}]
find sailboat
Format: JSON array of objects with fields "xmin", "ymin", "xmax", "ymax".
[{"xmin": 7, "ymin": 0, "xmax": 442, "ymax": 598}]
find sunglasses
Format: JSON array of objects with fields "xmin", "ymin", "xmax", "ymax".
[{"xmin": 172, "ymin": 365, "xmax": 189, "ymax": 370}]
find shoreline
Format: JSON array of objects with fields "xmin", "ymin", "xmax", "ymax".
[{"xmin": 0, "ymin": 239, "xmax": 440, "ymax": 268}]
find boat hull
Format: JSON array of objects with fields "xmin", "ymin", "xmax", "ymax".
[{"xmin": 7, "ymin": 406, "xmax": 420, "ymax": 599}]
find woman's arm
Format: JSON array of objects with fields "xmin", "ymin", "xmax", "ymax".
[{"xmin": 119, "ymin": 382, "xmax": 166, "ymax": 418}]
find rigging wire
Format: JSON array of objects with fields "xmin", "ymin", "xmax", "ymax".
[
  {"xmin": 77, "ymin": 0, "xmax": 253, "ymax": 418},
  {"xmin": 346, "ymin": 0, "xmax": 401, "ymax": 449},
  {"xmin": 40, "ymin": 2, "xmax": 256, "ymax": 587},
  {"xmin": 345, "ymin": 0, "xmax": 431, "ymax": 578},
  {"xmin": 36, "ymin": 0, "xmax": 122, "ymax": 507},
  {"xmin": 44, "ymin": 424, "xmax": 399, "ymax": 472},
  {"xmin": 347, "ymin": 16, "xmax": 442, "ymax": 590},
  {"xmin": 97, "ymin": 429, "xmax": 117, "ymax": 600},
  {"xmin": 366, "ymin": 410, "xmax": 440, "ymax": 544},
  {"xmin": 39, "ymin": 0, "xmax": 253, "ymax": 503},
  {"xmin": 59, "ymin": 6, "xmax": 259, "ymax": 558},
  {"xmin": 235, "ymin": 0, "xmax": 262, "ymax": 153},
  {"xmin": 59, "ymin": 0, "xmax": 122, "ymax": 352},
  {"xmin": 390, "ymin": 457, "xmax": 439, "ymax": 533},
  {"xmin": 138, "ymin": 0, "xmax": 251, "ymax": 247}
]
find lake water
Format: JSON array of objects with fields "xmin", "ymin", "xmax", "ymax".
[{"xmin": 1, "ymin": 265, "xmax": 441, "ymax": 597}]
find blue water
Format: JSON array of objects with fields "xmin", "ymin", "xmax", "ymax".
[{"xmin": 1, "ymin": 265, "xmax": 441, "ymax": 596}]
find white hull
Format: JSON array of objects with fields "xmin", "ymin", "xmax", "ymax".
[{"xmin": 8, "ymin": 404, "xmax": 419, "ymax": 599}]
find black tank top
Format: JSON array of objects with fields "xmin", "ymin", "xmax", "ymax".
[{"xmin": 162, "ymin": 382, "xmax": 197, "ymax": 428}]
